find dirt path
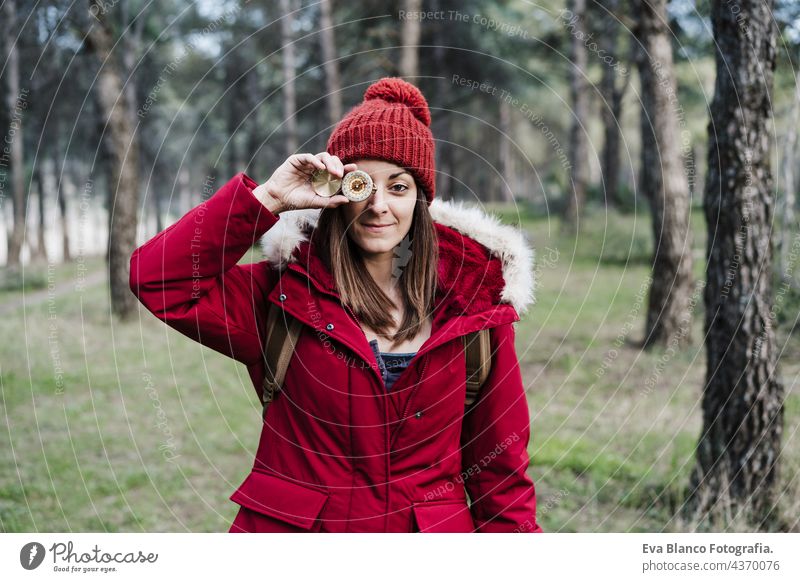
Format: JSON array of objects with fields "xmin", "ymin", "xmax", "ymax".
[{"xmin": 0, "ymin": 269, "xmax": 106, "ymax": 316}]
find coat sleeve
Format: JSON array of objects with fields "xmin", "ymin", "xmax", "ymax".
[
  {"xmin": 460, "ymin": 321, "xmax": 542, "ymax": 533},
  {"xmin": 129, "ymin": 172, "xmax": 280, "ymax": 367}
]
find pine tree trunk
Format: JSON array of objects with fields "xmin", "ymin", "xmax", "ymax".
[
  {"xmin": 33, "ymin": 159, "xmax": 49, "ymax": 263},
  {"xmin": 779, "ymin": 71, "xmax": 799, "ymax": 276},
  {"xmin": 400, "ymin": 0, "xmax": 421, "ymax": 78},
  {"xmin": 431, "ymin": 0, "xmax": 453, "ymax": 201},
  {"xmin": 223, "ymin": 45, "xmax": 245, "ymax": 176},
  {"xmin": 3, "ymin": 0, "xmax": 26, "ymax": 268},
  {"xmin": 635, "ymin": 0, "xmax": 694, "ymax": 349},
  {"xmin": 280, "ymin": 0, "xmax": 298, "ymax": 156},
  {"xmin": 87, "ymin": 1, "xmax": 141, "ymax": 319},
  {"xmin": 498, "ymin": 99, "xmax": 514, "ymax": 203},
  {"xmin": 564, "ymin": 0, "xmax": 589, "ymax": 230},
  {"xmin": 319, "ymin": 0, "xmax": 342, "ymax": 128},
  {"xmin": 690, "ymin": 0, "xmax": 784, "ymax": 525},
  {"xmin": 598, "ymin": 0, "xmax": 627, "ymax": 208},
  {"xmin": 59, "ymin": 164, "xmax": 72, "ymax": 263}
]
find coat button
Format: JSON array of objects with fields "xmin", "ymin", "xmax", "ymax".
[
  {"xmin": 278, "ymin": 293, "xmax": 287, "ymax": 301},
  {"xmin": 415, "ymin": 411, "xmax": 423, "ymax": 418},
  {"xmin": 326, "ymin": 323, "xmax": 334, "ymax": 331}
]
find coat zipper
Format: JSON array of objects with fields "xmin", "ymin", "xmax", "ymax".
[
  {"xmin": 340, "ymin": 296, "xmax": 392, "ymax": 530},
  {"xmin": 341, "ymin": 301, "xmax": 386, "ymax": 388},
  {"xmin": 390, "ymin": 356, "xmax": 431, "ymax": 450}
]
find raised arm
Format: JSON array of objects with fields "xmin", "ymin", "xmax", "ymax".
[
  {"xmin": 130, "ymin": 153, "xmax": 358, "ymax": 366},
  {"xmin": 129, "ymin": 172, "xmax": 281, "ymax": 365}
]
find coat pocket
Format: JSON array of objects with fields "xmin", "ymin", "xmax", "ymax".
[
  {"xmin": 411, "ymin": 499, "xmax": 475, "ymax": 533},
  {"xmin": 229, "ymin": 468, "xmax": 329, "ymax": 533}
]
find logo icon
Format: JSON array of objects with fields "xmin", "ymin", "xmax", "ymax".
[
  {"xmin": 391, "ymin": 233, "xmax": 413, "ymax": 286},
  {"xmin": 20, "ymin": 542, "xmax": 46, "ymax": 570}
]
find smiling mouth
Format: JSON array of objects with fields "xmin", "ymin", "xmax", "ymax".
[{"xmin": 363, "ymin": 223, "xmax": 393, "ymax": 228}]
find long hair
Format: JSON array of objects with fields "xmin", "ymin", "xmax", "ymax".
[{"xmin": 312, "ymin": 189, "xmax": 438, "ymax": 350}]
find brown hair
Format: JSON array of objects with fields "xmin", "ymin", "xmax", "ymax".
[{"xmin": 313, "ymin": 190, "xmax": 439, "ymax": 349}]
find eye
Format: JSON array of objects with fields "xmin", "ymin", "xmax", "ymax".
[{"xmin": 390, "ymin": 183, "xmax": 409, "ymax": 194}]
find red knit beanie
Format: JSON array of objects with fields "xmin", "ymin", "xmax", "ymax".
[{"xmin": 326, "ymin": 77, "xmax": 436, "ymax": 204}]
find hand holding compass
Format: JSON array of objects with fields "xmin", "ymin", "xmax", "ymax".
[
  {"xmin": 310, "ymin": 168, "xmax": 377, "ymax": 202},
  {"xmin": 256, "ymin": 152, "xmax": 356, "ymax": 213}
]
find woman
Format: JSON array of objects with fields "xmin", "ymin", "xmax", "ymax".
[{"xmin": 130, "ymin": 77, "xmax": 541, "ymax": 533}]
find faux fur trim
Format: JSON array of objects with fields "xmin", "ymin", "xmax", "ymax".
[
  {"xmin": 429, "ymin": 199, "xmax": 536, "ymax": 315},
  {"xmin": 259, "ymin": 200, "xmax": 536, "ymax": 315}
]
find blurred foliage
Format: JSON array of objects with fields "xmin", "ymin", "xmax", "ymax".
[{"xmin": 2, "ymin": 0, "xmax": 798, "ymax": 225}]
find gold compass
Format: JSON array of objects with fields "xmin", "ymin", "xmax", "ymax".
[
  {"xmin": 310, "ymin": 168, "xmax": 342, "ymax": 198},
  {"xmin": 310, "ymin": 169, "xmax": 376, "ymax": 202},
  {"xmin": 340, "ymin": 170, "xmax": 376, "ymax": 201}
]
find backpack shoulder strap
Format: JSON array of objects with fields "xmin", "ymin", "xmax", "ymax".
[
  {"xmin": 262, "ymin": 302, "xmax": 303, "ymax": 415},
  {"xmin": 463, "ymin": 329, "xmax": 492, "ymax": 408}
]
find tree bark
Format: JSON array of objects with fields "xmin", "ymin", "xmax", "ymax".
[
  {"xmin": 498, "ymin": 99, "xmax": 515, "ymax": 203},
  {"xmin": 598, "ymin": 0, "xmax": 629, "ymax": 208},
  {"xmin": 400, "ymin": 0, "xmax": 421, "ymax": 79},
  {"xmin": 690, "ymin": 0, "xmax": 784, "ymax": 526},
  {"xmin": 32, "ymin": 158, "xmax": 50, "ymax": 263},
  {"xmin": 634, "ymin": 0, "xmax": 694, "ymax": 349},
  {"xmin": 431, "ymin": 0, "xmax": 453, "ymax": 201},
  {"xmin": 3, "ymin": 0, "xmax": 27, "ymax": 268},
  {"xmin": 319, "ymin": 0, "xmax": 342, "ymax": 128},
  {"xmin": 779, "ymin": 70, "xmax": 799, "ymax": 277},
  {"xmin": 564, "ymin": 0, "xmax": 589, "ymax": 230},
  {"xmin": 59, "ymin": 163, "xmax": 73, "ymax": 263},
  {"xmin": 223, "ymin": 40, "xmax": 246, "ymax": 175},
  {"xmin": 280, "ymin": 0, "xmax": 298, "ymax": 156},
  {"xmin": 86, "ymin": 0, "xmax": 141, "ymax": 319}
]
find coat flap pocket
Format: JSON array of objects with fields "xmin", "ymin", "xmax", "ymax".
[
  {"xmin": 230, "ymin": 468, "xmax": 329, "ymax": 530},
  {"xmin": 412, "ymin": 500, "xmax": 475, "ymax": 533}
]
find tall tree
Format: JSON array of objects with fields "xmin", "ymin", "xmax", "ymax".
[
  {"xmin": 32, "ymin": 159, "xmax": 50, "ymax": 263},
  {"xmin": 429, "ymin": 0, "xmax": 455, "ymax": 201},
  {"xmin": 319, "ymin": 0, "xmax": 343, "ymax": 127},
  {"xmin": 634, "ymin": 0, "xmax": 694, "ymax": 349},
  {"xmin": 564, "ymin": 0, "xmax": 589, "ymax": 229},
  {"xmin": 223, "ymin": 41, "xmax": 247, "ymax": 175},
  {"xmin": 597, "ymin": 0, "xmax": 630, "ymax": 208},
  {"xmin": 280, "ymin": 0, "xmax": 298, "ymax": 156},
  {"xmin": 779, "ymin": 70, "xmax": 800, "ymax": 276},
  {"xmin": 86, "ymin": 0, "xmax": 141, "ymax": 319},
  {"xmin": 691, "ymin": 0, "xmax": 784, "ymax": 524},
  {"xmin": 400, "ymin": 0, "xmax": 421, "ymax": 78},
  {"xmin": 3, "ymin": 0, "xmax": 27, "ymax": 268},
  {"xmin": 498, "ymin": 99, "xmax": 515, "ymax": 203},
  {"xmin": 58, "ymin": 161, "xmax": 73, "ymax": 263}
]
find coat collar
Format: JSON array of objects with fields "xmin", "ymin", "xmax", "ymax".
[{"xmin": 258, "ymin": 199, "xmax": 536, "ymax": 319}]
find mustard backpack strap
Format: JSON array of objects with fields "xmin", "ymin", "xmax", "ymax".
[
  {"xmin": 463, "ymin": 329, "xmax": 492, "ymax": 408},
  {"xmin": 262, "ymin": 302, "xmax": 303, "ymax": 415}
]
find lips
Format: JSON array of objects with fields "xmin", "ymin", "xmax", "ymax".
[{"xmin": 363, "ymin": 223, "xmax": 393, "ymax": 228}]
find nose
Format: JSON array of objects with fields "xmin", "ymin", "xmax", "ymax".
[{"xmin": 366, "ymin": 184, "xmax": 389, "ymax": 213}]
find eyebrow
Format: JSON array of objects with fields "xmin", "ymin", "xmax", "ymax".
[{"xmin": 389, "ymin": 171, "xmax": 411, "ymax": 179}]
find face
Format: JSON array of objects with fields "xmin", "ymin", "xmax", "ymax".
[{"xmin": 341, "ymin": 159, "xmax": 419, "ymax": 258}]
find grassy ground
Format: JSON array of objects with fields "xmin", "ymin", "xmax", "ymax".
[
  {"xmin": 512, "ymin": 207, "xmax": 800, "ymax": 532},
  {"xmin": 0, "ymin": 212, "xmax": 797, "ymax": 532}
]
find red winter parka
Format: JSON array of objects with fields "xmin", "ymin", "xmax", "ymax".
[{"xmin": 129, "ymin": 172, "xmax": 542, "ymax": 533}]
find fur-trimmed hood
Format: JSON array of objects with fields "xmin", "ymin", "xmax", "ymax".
[{"xmin": 258, "ymin": 199, "xmax": 536, "ymax": 317}]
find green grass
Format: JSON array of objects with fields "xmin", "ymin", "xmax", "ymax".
[
  {"xmin": 510, "ymin": 206, "xmax": 799, "ymax": 532},
  {"xmin": 1, "ymin": 208, "xmax": 797, "ymax": 532},
  {"xmin": 0, "ymin": 255, "xmax": 263, "ymax": 532},
  {"xmin": 0, "ymin": 256, "xmax": 107, "ymax": 295}
]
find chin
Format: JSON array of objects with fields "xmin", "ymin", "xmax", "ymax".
[
  {"xmin": 355, "ymin": 238, "xmax": 397, "ymax": 255},
  {"xmin": 351, "ymin": 232, "xmax": 401, "ymax": 255}
]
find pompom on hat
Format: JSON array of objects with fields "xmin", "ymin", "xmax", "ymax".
[{"xmin": 326, "ymin": 77, "xmax": 436, "ymax": 204}]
